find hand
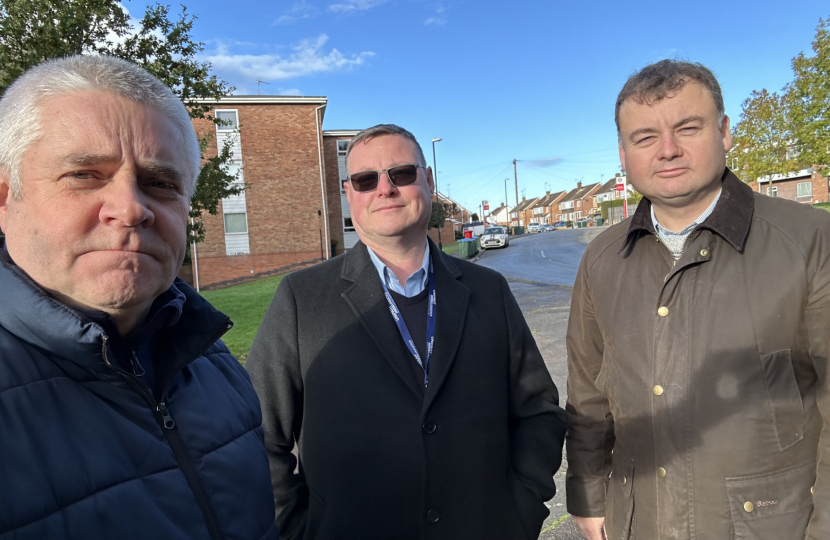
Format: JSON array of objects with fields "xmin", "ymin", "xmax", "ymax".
[{"xmin": 573, "ymin": 516, "xmax": 607, "ymax": 540}]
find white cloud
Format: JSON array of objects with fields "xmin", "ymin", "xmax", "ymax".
[
  {"xmin": 328, "ymin": 0, "xmax": 387, "ymax": 14},
  {"xmin": 424, "ymin": 4, "xmax": 448, "ymax": 26},
  {"xmin": 205, "ymin": 35, "xmax": 375, "ymax": 83},
  {"xmin": 273, "ymin": 1, "xmax": 318, "ymax": 25}
]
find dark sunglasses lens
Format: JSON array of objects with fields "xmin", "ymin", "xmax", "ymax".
[
  {"xmin": 388, "ymin": 165, "xmax": 419, "ymax": 187},
  {"xmin": 350, "ymin": 172, "xmax": 379, "ymax": 192}
]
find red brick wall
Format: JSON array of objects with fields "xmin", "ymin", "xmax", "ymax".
[
  {"xmin": 323, "ymin": 136, "xmax": 350, "ymax": 256},
  {"xmin": 191, "ymin": 103, "xmax": 330, "ymax": 289},
  {"xmin": 748, "ymin": 172, "xmax": 829, "ymax": 204}
]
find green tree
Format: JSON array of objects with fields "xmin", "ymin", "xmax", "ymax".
[
  {"xmin": 470, "ymin": 213, "xmax": 480, "ymax": 222},
  {"xmin": 429, "ymin": 201, "xmax": 454, "ymax": 229},
  {"xmin": 730, "ymin": 89, "xmax": 799, "ymax": 183},
  {"xmin": 788, "ymin": 15, "xmax": 830, "ymax": 171},
  {"xmin": 0, "ymin": 0, "xmax": 242, "ymax": 243}
]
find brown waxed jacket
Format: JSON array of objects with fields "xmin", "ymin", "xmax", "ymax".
[{"xmin": 565, "ymin": 169, "xmax": 830, "ymax": 540}]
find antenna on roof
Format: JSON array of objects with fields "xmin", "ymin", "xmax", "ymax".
[{"xmin": 256, "ymin": 79, "xmax": 270, "ymax": 95}]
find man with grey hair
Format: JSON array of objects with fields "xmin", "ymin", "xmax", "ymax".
[
  {"xmin": 0, "ymin": 55, "xmax": 277, "ymax": 539},
  {"xmin": 566, "ymin": 59, "xmax": 830, "ymax": 539},
  {"xmin": 247, "ymin": 123, "xmax": 567, "ymax": 540}
]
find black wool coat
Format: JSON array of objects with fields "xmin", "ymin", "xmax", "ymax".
[{"xmin": 246, "ymin": 239, "xmax": 567, "ymax": 540}]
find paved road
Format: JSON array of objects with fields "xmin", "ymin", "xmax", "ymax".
[
  {"xmin": 475, "ymin": 228, "xmax": 608, "ymax": 539},
  {"xmin": 477, "ymin": 229, "xmax": 602, "ymax": 287}
]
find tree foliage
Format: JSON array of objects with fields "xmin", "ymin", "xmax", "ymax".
[
  {"xmin": 429, "ymin": 200, "xmax": 455, "ymax": 229},
  {"xmin": 0, "ymin": 0, "xmax": 242, "ymax": 243},
  {"xmin": 731, "ymin": 14, "xmax": 829, "ymax": 181},
  {"xmin": 788, "ymin": 15, "xmax": 830, "ymax": 171},
  {"xmin": 730, "ymin": 89, "xmax": 799, "ymax": 182}
]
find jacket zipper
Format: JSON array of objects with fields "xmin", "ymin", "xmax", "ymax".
[{"xmin": 101, "ymin": 326, "xmax": 231, "ymax": 540}]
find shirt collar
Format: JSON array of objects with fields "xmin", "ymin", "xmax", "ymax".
[
  {"xmin": 366, "ymin": 240, "xmax": 431, "ymax": 298},
  {"xmin": 650, "ymin": 187, "xmax": 722, "ymax": 236},
  {"xmin": 621, "ymin": 168, "xmax": 755, "ymax": 253}
]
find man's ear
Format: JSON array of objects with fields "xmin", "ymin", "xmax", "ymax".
[{"xmin": 0, "ymin": 173, "xmax": 11, "ymax": 234}]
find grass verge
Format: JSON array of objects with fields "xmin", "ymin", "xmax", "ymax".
[
  {"xmin": 441, "ymin": 242, "xmax": 460, "ymax": 256},
  {"xmin": 200, "ymin": 273, "xmax": 287, "ymax": 363}
]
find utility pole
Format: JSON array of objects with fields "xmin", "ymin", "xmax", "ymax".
[{"xmin": 513, "ymin": 159, "xmax": 519, "ymax": 208}]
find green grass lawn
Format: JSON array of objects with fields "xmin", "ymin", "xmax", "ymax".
[
  {"xmin": 441, "ymin": 241, "xmax": 460, "ymax": 256},
  {"xmin": 200, "ymin": 273, "xmax": 287, "ymax": 363},
  {"xmin": 814, "ymin": 202, "xmax": 830, "ymax": 212}
]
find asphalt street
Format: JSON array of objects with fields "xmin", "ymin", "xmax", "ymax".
[{"xmin": 475, "ymin": 228, "xmax": 607, "ymax": 539}]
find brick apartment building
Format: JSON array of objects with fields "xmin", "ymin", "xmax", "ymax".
[
  {"xmin": 190, "ymin": 96, "xmax": 334, "ymax": 290},
  {"xmin": 748, "ymin": 168, "xmax": 829, "ymax": 204}
]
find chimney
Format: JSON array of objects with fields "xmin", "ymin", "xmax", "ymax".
[
  {"xmin": 546, "ymin": 190, "xmax": 551, "ymax": 196},
  {"xmin": 577, "ymin": 181, "xmax": 583, "ymax": 190}
]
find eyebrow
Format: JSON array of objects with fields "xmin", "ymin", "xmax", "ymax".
[
  {"xmin": 627, "ymin": 115, "xmax": 706, "ymax": 142},
  {"xmin": 62, "ymin": 153, "xmax": 185, "ymax": 183}
]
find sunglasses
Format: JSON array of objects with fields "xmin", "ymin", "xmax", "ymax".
[{"xmin": 347, "ymin": 164, "xmax": 425, "ymax": 193}]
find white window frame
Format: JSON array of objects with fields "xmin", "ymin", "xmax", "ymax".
[
  {"xmin": 223, "ymin": 212, "xmax": 249, "ymax": 234},
  {"xmin": 797, "ymin": 181, "xmax": 812, "ymax": 199},
  {"xmin": 343, "ymin": 217, "xmax": 355, "ymax": 232},
  {"xmin": 215, "ymin": 109, "xmax": 239, "ymax": 131},
  {"xmin": 767, "ymin": 186, "xmax": 778, "ymax": 197},
  {"xmin": 338, "ymin": 140, "xmax": 349, "ymax": 194}
]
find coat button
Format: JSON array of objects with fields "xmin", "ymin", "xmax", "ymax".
[
  {"xmin": 744, "ymin": 501, "xmax": 754, "ymax": 513},
  {"xmin": 653, "ymin": 385, "xmax": 664, "ymax": 396},
  {"xmin": 657, "ymin": 467, "xmax": 667, "ymax": 478},
  {"xmin": 423, "ymin": 422, "xmax": 437, "ymax": 434},
  {"xmin": 700, "ymin": 249, "xmax": 708, "ymax": 257},
  {"xmin": 622, "ymin": 476, "xmax": 627, "ymax": 485},
  {"xmin": 658, "ymin": 306, "xmax": 669, "ymax": 317},
  {"xmin": 427, "ymin": 508, "xmax": 441, "ymax": 523}
]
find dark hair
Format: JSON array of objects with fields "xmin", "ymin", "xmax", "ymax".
[
  {"xmin": 615, "ymin": 59, "xmax": 725, "ymax": 134},
  {"xmin": 345, "ymin": 124, "xmax": 426, "ymax": 170}
]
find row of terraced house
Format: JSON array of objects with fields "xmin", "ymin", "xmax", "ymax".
[{"xmin": 504, "ymin": 174, "xmax": 632, "ymax": 230}]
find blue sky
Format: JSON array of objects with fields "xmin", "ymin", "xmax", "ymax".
[{"xmin": 134, "ymin": 0, "xmax": 827, "ymax": 214}]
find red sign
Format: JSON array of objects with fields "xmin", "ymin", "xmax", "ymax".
[
  {"xmin": 615, "ymin": 184, "xmax": 625, "ymax": 191},
  {"xmin": 484, "ymin": 205, "xmax": 489, "ymax": 210}
]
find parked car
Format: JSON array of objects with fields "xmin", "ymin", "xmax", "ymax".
[
  {"xmin": 554, "ymin": 221, "xmax": 566, "ymax": 228},
  {"xmin": 540, "ymin": 224, "xmax": 555, "ymax": 232},
  {"xmin": 480, "ymin": 227, "xmax": 509, "ymax": 249},
  {"xmin": 527, "ymin": 222, "xmax": 541, "ymax": 233}
]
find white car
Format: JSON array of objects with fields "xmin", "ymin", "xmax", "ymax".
[
  {"xmin": 527, "ymin": 222, "xmax": 541, "ymax": 233},
  {"xmin": 480, "ymin": 227, "xmax": 509, "ymax": 249}
]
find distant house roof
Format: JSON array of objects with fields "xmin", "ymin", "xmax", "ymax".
[
  {"xmin": 513, "ymin": 197, "xmax": 539, "ymax": 213},
  {"xmin": 594, "ymin": 177, "xmax": 622, "ymax": 195},
  {"xmin": 532, "ymin": 190, "xmax": 566, "ymax": 208},
  {"xmin": 757, "ymin": 168, "xmax": 818, "ymax": 184},
  {"xmin": 559, "ymin": 182, "xmax": 602, "ymax": 204}
]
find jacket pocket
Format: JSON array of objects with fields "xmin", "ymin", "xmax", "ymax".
[
  {"xmin": 759, "ymin": 349, "xmax": 804, "ymax": 451},
  {"xmin": 605, "ymin": 448, "xmax": 634, "ymax": 540},
  {"xmin": 508, "ymin": 472, "xmax": 549, "ymax": 540},
  {"xmin": 726, "ymin": 461, "xmax": 815, "ymax": 540}
]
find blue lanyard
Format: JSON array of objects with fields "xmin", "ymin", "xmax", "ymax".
[{"xmin": 380, "ymin": 260, "xmax": 436, "ymax": 387}]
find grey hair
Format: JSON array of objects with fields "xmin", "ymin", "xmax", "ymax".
[
  {"xmin": 345, "ymin": 124, "xmax": 427, "ymax": 171},
  {"xmin": 615, "ymin": 59, "xmax": 725, "ymax": 135},
  {"xmin": 0, "ymin": 55, "xmax": 201, "ymax": 200}
]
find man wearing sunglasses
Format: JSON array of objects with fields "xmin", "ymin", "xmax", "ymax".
[{"xmin": 247, "ymin": 124, "xmax": 567, "ymax": 540}]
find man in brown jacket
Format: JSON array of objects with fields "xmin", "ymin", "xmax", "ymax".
[{"xmin": 566, "ymin": 59, "xmax": 830, "ymax": 540}]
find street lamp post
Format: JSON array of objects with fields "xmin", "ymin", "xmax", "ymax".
[{"xmin": 431, "ymin": 137, "xmax": 443, "ymax": 249}]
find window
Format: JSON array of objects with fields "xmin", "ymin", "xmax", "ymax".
[
  {"xmin": 338, "ymin": 140, "xmax": 349, "ymax": 193},
  {"xmin": 576, "ymin": 200, "xmax": 581, "ymax": 208},
  {"xmin": 767, "ymin": 186, "xmax": 778, "ymax": 198},
  {"xmin": 344, "ymin": 217, "xmax": 355, "ymax": 232},
  {"xmin": 216, "ymin": 110, "xmax": 239, "ymax": 131},
  {"xmin": 337, "ymin": 140, "xmax": 349, "ymax": 155},
  {"xmin": 797, "ymin": 182, "xmax": 812, "ymax": 198},
  {"xmin": 224, "ymin": 213, "xmax": 248, "ymax": 233}
]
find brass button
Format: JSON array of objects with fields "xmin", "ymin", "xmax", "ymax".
[
  {"xmin": 811, "ymin": 485, "xmax": 815, "ymax": 494},
  {"xmin": 700, "ymin": 249, "xmax": 708, "ymax": 256},
  {"xmin": 657, "ymin": 467, "xmax": 667, "ymax": 478},
  {"xmin": 622, "ymin": 476, "xmax": 627, "ymax": 485},
  {"xmin": 653, "ymin": 385, "xmax": 664, "ymax": 396},
  {"xmin": 657, "ymin": 306, "xmax": 669, "ymax": 317},
  {"xmin": 743, "ymin": 501, "xmax": 754, "ymax": 513}
]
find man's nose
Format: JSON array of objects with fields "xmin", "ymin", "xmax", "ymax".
[
  {"xmin": 376, "ymin": 171, "xmax": 399, "ymax": 196},
  {"xmin": 100, "ymin": 175, "xmax": 154, "ymax": 227},
  {"xmin": 657, "ymin": 133, "xmax": 682, "ymax": 160}
]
